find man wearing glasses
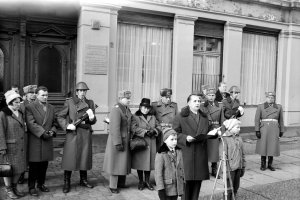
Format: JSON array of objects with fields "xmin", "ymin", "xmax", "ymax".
[{"xmin": 222, "ymin": 86, "xmax": 244, "ymax": 119}]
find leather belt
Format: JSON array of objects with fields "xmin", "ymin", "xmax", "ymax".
[{"xmin": 261, "ymin": 119, "xmax": 278, "ymax": 122}]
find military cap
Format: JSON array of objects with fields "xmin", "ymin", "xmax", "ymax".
[
  {"xmin": 118, "ymin": 90, "xmax": 131, "ymax": 99},
  {"xmin": 160, "ymin": 88, "xmax": 172, "ymax": 97},
  {"xmin": 201, "ymin": 84, "xmax": 209, "ymax": 91},
  {"xmin": 265, "ymin": 91, "xmax": 276, "ymax": 97},
  {"xmin": 228, "ymin": 86, "xmax": 241, "ymax": 93},
  {"xmin": 206, "ymin": 87, "xmax": 216, "ymax": 95},
  {"xmin": 23, "ymin": 85, "xmax": 37, "ymax": 94}
]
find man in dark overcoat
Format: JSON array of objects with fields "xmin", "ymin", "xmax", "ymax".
[
  {"xmin": 152, "ymin": 88, "xmax": 178, "ymax": 146},
  {"xmin": 173, "ymin": 92, "xmax": 217, "ymax": 200},
  {"xmin": 103, "ymin": 90, "xmax": 134, "ymax": 194},
  {"xmin": 204, "ymin": 87, "xmax": 225, "ymax": 177},
  {"xmin": 57, "ymin": 82, "xmax": 97, "ymax": 193},
  {"xmin": 215, "ymin": 82, "xmax": 227, "ymax": 102},
  {"xmin": 255, "ymin": 92, "xmax": 285, "ymax": 171},
  {"xmin": 222, "ymin": 86, "xmax": 244, "ymax": 119},
  {"xmin": 26, "ymin": 86, "xmax": 57, "ymax": 196}
]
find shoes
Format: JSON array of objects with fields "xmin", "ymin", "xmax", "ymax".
[
  {"xmin": 268, "ymin": 165, "xmax": 275, "ymax": 171},
  {"xmin": 37, "ymin": 185, "xmax": 50, "ymax": 192},
  {"xmin": 138, "ymin": 181, "xmax": 144, "ymax": 190},
  {"xmin": 29, "ymin": 188, "xmax": 38, "ymax": 196},
  {"xmin": 144, "ymin": 182, "xmax": 154, "ymax": 190},
  {"xmin": 109, "ymin": 188, "xmax": 119, "ymax": 194},
  {"xmin": 79, "ymin": 180, "xmax": 94, "ymax": 188},
  {"xmin": 5, "ymin": 186, "xmax": 19, "ymax": 199}
]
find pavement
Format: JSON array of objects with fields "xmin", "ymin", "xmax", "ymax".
[{"xmin": 0, "ymin": 128, "xmax": 300, "ymax": 200}]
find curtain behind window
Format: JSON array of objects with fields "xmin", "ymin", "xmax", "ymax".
[
  {"xmin": 241, "ymin": 33, "xmax": 277, "ymax": 105},
  {"xmin": 117, "ymin": 23, "xmax": 172, "ymax": 104}
]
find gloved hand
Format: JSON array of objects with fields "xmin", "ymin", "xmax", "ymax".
[
  {"xmin": 194, "ymin": 134, "xmax": 207, "ymax": 142},
  {"xmin": 86, "ymin": 109, "xmax": 95, "ymax": 120},
  {"xmin": 0, "ymin": 149, "xmax": 7, "ymax": 155},
  {"xmin": 41, "ymin": 133, "xmax": 52, "ymax": 140},
  {"xmin": 48, "ymin": 130, "xmax": 56, "ymax": 137},
  {"xmin": 240, "ymin": 167, "xmax": 245, "ymax": 177},
  {"xmin": 147, "ymin": 129, "xmax": 156, "ymax": 137},
  {"xmin": 158, "ymin": 189, "xmax": 166, "ymax": 199},
  {"xmin": 67, "ymin": 124, "xmax": 76, "ymax": 130},
  {"xmin": 238, "ymin": 106, "xmax": 244, "ymax": 115},
  {"xmin": 279, "ymin": 132, "xmax": 283, "ymax": 137},
  {"xmin": 115, "ymin": 144, "xmax": 124, "ymax": 151},
  {"xmin": 256, "ymin": 131, "xmax": 261, "ymax": 139}
]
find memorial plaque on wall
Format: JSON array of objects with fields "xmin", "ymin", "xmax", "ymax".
[{"xmin": 84, "ymin": 44, "xmax": 108, "ymax": 75}]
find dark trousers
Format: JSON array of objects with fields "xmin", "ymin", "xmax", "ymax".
[
  {"xmin": 28, "ymin": 161, "xmax": 48, "ymax": 189},
  {"xmin": 183, "ymin": 180, "xmax": 202, "ymax": 200},
  {"xmin": 227, "ymin": 169, "xmax": 241, "ymax": 196}
]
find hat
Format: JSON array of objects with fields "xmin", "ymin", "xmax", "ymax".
[
  {"xmin": 160, "ymin": 88, "xmax": 172, "ymax": 97},
  {"xmin": 228, "ymin": 86, "xmax": 241, "ymax": 93},
  {"xmin": 201, "ymin": 84, "xmax": 209, "ymax": 91},
  {"xmin": 76, "ymin": 82, "xmax": 89, "ymax": 90},
  {"xmin": 139, "ymin": 98, "xmax": 151, "ymax": 108},
  {"xmin": 223, "ymin": 119, "xmax": 241, "ymax": 131},
  {"xmin": 206, "ymin": 87, "xmax": 216, "ymax": 95},
  {"xmin": 23, "ymin": 85, "xmax": 37, "ymax": 94},
  {"xmin": 5, "ymin": 90, "xmax": 22, "ymax": 105},
  {"xmin": 163, "ymin": 128, "xmax": 177, "ymax": 142},
  {"xmin": 265, "ymin": 91, "xmax": 275, "ymax": 97},
  {"xmin": 118, "ymin": 90, "xmax": 131, "ymax": 99}
]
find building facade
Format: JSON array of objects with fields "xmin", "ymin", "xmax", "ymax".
[{"xmin": 1, "ymin": 0, "xmax": 300, "ymax": 140}]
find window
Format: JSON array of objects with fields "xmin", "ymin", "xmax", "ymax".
[
  {"xmin": 240, "ymin": 32, "xmax": 277, "ymax": 105},
  {"xmin": 0, "ymin": 48, "xmax": 3, "ymax": 92},
  {"xmin": 38, "ymin": 47, "xmax": 62, "ymax": 93},
  {"xmin": 192, "ymin": 36, "xmax": 222, "ymax": 91},
  {"xmin": 116, "ymin": 23, "xmax": 173, "ymax": 104}
]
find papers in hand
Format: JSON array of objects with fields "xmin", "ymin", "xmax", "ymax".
[{"xmin": 207, "ymin": 127, "xmax": 221, "ymax": 135}]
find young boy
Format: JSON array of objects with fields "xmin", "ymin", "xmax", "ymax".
[
  {"xmin": 155, "ymin": 128, "xmax": 184, "ymax": 200},
  {"xmin": 220, "ymin": 119, "xmax": 246, "ymax": 200}
]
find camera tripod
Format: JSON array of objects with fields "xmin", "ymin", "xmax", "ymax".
[{"xmin": 210, "ymin": 136, "xmax": 236, "ymax": 200}]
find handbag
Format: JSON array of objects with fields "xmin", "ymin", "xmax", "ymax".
[
  {"xmin": 130, "ymin": 135, "xmax": 148, "ymax": 152},
  {"xmin": 0, "ymin": 155, "xmax": 13, "ymax": 177}
]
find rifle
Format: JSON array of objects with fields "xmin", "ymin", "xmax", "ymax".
[{"xmin": 73, "ymin": 104, "xmax": 99, "ymax": 126}]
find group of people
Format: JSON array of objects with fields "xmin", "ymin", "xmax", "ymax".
[
  {"xmin": 0, "ymin": 82, "xmax": 97, "ymax": 198},
  {"xmin": 0, "ymin": 81, "xmax": 285, "ymax": 200}
]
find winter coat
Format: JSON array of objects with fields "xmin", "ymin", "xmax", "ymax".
[
  {"xmin": 204, "ymin": 100, "xmax": 225, "ymax": 162},
  {"xmin": 255, "ymin": 102, "xmax": 285, "ymax": 156},
  {"xmin": 26, "ymin": 100, "xmax": 57, "ymax": 162},
  {"xmin": 0, "ymin": 107, "xmax": 27, "ymax": 179},
  {"xmin": 103, "ymin": 103, "xmax": 133, "ymax": 175},
  {"xmin": 57, "ymin": 96, "xmax": 97, "ymax": 170},
  {"xmin": 131, "ymin": 110, "xmax": 161, "ymax": 171},
  {"xmin": 222, "ymin": 97, "xmax": 243, "ymax": 119},
  {"xmin": 155, "ymin": 143, "xmax": 184, "ymax": 197},
  {"xmin": 172, "ymin": 106, "xmax": 210, "ymax": 181},
  {"xmin": 220, "ymin": 131, "xmax": 246, "ymax": 173}
]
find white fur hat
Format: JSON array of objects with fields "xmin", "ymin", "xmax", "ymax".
[
  {"xmin": 5, "ymin": 90, "xmax": 21, "ymax": 105},
  {"xmin": 223, "ymin": 119, "xmax": 241, "ymax": 131}
]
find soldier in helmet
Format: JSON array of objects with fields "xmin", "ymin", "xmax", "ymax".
[
  {"xmin": 222, "ymin": 86, "xmax": 244, "ymax": 119},
  {"xmin": 152, "ymin": 88, "xmax": 178, "ymax": 147},
  {"xmin": 57, "ymin": 82, "xmax": 97, "ymax": 193}
]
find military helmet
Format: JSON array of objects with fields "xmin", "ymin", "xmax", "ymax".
[{"xmin": 76, "ymin": 82, "xmax": 89, "ymax": 90}]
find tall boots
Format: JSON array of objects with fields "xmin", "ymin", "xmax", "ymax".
[
  {"xmin": 137, "ymin": 170, "xmax": 144, "ymax": 190},
  {"xmin": 5, "ymin": 186, "xmax": 19, "ymax": 199},
  {"xmin": 144, "ymin": 171, "xmax": 154, "ymax": 190},
  {"xmin": 63, "ymin": 171, "xmax": 72, "ymax": 193},
  {"xmin": 79, "ymin": 170, "xmax": 93, "ymax": 188},
  {"xmin": 260, "ymin": 156, "xmax": 266, "ymax": 171},
  {"xmin": 211, "ymin": 162, "xmax": 220, "ymax": 178},
  {"xmin": 267, "ymin": 156, "xmax": 275, "ymax": 171}
]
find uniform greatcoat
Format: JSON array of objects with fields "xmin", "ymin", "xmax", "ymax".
[
  {"xmin": 255, "ymin": 102, "xmax": 285, "ymax": 156},
  {"xmin": 222, "ymin": 97, "xmax": 243, "ymax": 119},
  {"xmin": 203, "ymin": 101, "xmax": 225, "ymax": 162},
  {"xmin": 155, "ymin": 143, "xmax": 184, "ymax": 197},
  {"xmin": 26, "ymin": 100, "xmax": 57, "ymax": 162},
  {"xmin": 173, "ymin": 106, "xmax": 210, "ymax": 181},
  {"xmin": 103, "ymin": 103, "xmax": 133, "ymax": 175},
  {"xmin": 0, "ymin": 107, "xmax": 27, "ymax": 181},
  {"xmin": 152, "ymin": 100, "xmax": 178, "ymax": 147},
  {"xmin": 131, "ymin": 110, "xmax": 161, "ymax": 171},
  {"xmin": 57, "ymin": 96, "xmax": 97, "ymax": 170}
]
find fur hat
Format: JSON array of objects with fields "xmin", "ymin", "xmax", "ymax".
[
  {"xmin": 223, "ymin": 119, "xmax": 241, "ymax": 131},
  {"xmin": 139, "ymin": 98, "xmax": 151, "ymax": 108},
  {"xmin": 160, "ymin": 88, "xmax": 172, "ymax": 97},
  {"xmin": 206, "ymin": 87, "xmax": 216, "ymax": 95},
  {"xmin": 23, "ymin": 85, "xmax": 37, "ymax": 94},
  {"xmin": 163, "ymin": 128, "xmax": 177, "ymax": 142},
  {"xmin": 5, "ymin": 90, "xmax": 22, "ymax": 105},
  {"xmin": 118, "ymin": 90, "xmax": 131, "ymax": 99},
  {"xmin": 265, "ymin": 91, "xmax": 275, "ymax": 97}
]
